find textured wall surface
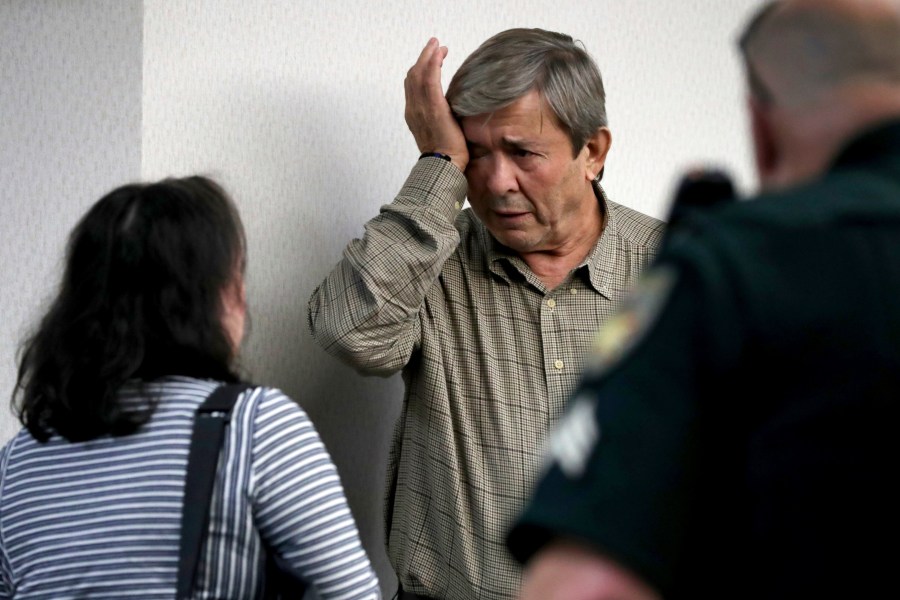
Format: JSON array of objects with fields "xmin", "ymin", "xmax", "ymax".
[
  {"xmin": 0, "ymin": 0, "xmax": 143, "ymax": 443},
  {"xmin": 142, "ymin": 1, "xmax": 763, "ymax": 594},
  {"xmin": 1, "ymin": 0, "xmax": 764, "ymax": 595}
]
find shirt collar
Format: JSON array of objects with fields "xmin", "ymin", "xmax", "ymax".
[
  {"xmin": 484, "ymin": 180, "xmax": 617, "ymax": 298},
  {"xmin": 829, "ymin": 118, "xmax": 900, "ymax": 173}
]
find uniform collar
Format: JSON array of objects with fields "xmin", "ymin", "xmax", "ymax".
[
  {"xmin": 484, "ymin": 180, "xmax": 616, "ymax": 298},
  {"xmin": 829, "ymin": 118, "xmax": 900, "ymax": 172}
]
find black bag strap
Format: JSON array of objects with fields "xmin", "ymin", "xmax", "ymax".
[{"xmin": 176, "ymin": 383, "xmax": 252, "ymax": 600}]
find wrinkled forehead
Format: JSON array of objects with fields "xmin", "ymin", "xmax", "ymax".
[{"xmin": 459, "ymin": 90, "xmax": 567, "ymax": 143}]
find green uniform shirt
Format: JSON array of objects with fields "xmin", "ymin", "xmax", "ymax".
[{"xmin": 508, "ymin": 119, "xmax": 900, "ymax": 599}]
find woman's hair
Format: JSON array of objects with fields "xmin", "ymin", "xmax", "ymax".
[{"xmin": 13, "ymin": 176, "xmax": 246, "ymax": 442}]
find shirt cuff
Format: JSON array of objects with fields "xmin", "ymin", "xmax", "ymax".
[{"xmin": 394, "ymin": 157, "xmax": 468, "ymax": 219}]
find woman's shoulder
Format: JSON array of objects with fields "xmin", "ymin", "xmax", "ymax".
[
  {"xmin": 137, "ymin": 377, "xmax": 297, "ymax": 410},
  {"xmin": 229, "ymin": 385, "xmax": 320, "ymax": 447},
  {"xmin": 236, "ymin": 385, "xmax": 308, "ymax": 419},
  {"xmin": 0, "ymin": 433, "xmax": 17, "ymax": 477}
]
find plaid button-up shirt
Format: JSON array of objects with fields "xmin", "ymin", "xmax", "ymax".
[{"xmin": 308, "ymin": 158, "xmax": 664, "ymax": 600}]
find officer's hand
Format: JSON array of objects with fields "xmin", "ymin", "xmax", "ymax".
[
  {"xmin": 404, "ymin": 38, "xmax": 468, "ymax": 172},
  {"xmin": 518, "ymin": 539, "xmax": 661, "ymax": 600}
]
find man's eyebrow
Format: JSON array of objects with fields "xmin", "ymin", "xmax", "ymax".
[
  {"xmin": 500, "ymin": 136, "xmax": 542, "ymax": 149},
  {"xmin": 465, "ymin": 136, "xmax": 544, "ymax": 151}
]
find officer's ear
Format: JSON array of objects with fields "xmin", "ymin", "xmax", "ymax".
[
  {"xmin": 749, "ymin": 97, "xmax": 779, "ymax": 187},
  {"xmin": 583, "ymin": 127, "xmax": 612, "ymax": 182}
]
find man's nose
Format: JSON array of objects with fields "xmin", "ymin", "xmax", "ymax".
[{"xmin": 484, "ymin": 155, "xmax": 519, "ymax": 198}]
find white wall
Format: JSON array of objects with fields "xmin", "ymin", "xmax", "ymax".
[
  {"xmin": 2, "ymin": 0, "xmax": 764, "ymax": 595},
  {"xmin": 0, "ymin": 0, "xmax": 143, "ymax": 442}
]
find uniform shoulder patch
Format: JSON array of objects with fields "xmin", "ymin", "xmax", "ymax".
[
  {"xmin": 546, "ymin": 393, "xmax": 600, "ymax": 479},
  {"xmin": 543, "ymin": 267, "xmax": 678, "ymax": 480},
  {"xmin": 585, "ymin": 266, "xmax": 678, "ymax": 378}
]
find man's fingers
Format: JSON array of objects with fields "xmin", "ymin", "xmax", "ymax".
[
  {"xmin": 408, "ymin": 40, "xmax": 445, "ymax": 92},
  {"xmin": 406, "ymin": 39, "xmax": 450, "ymax": 112},
  {"xmin": 403, "ymin": 37, "xmax": 469, "ymax": 169},
  {"xmin": 406, "ymin": 40, "xmax": 433, "ymax": 103},
  {"xmin": 429, "ymin": 45, "xmax": 448, "ymax": 70},
  {"xmin": 417, "ymin": 37, "xmax": 439, "ymax": 67},
  {"xmin": 408, "ymin": 37, "xmax": 439, "ymax": 79},
  {"xmin": 424, "ymin": 44, "xmax": 447, "ymax": 87}
]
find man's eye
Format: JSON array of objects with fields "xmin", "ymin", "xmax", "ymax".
[{"xmin": 514, "ymin": 149, "xmax": 535, "ymax": 158}]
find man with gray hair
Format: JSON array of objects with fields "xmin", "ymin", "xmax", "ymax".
[
  {"xmin": 508, "ymin": 1, "xmax": 900, "ymax": 598},
  {"xmin": 308, "ymin": 29, "xmax": 663, "ymax": 600}
]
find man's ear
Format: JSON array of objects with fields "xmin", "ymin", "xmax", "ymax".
[
  {"xmin": 584, "ymin": 127, "xmax": 612, "ymax": 181},
  {"xmin": 749, "ymin": 97, "xmax": 779, "ymax": 185}
]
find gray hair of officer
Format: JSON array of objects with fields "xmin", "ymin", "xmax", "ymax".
[
  {"xmin": 446, "ymin": 28, "xmax": 607, "ymax": 156},
  {"xmin": 738, "ymin": 0, "xmax": 900, "ymax": 108}
]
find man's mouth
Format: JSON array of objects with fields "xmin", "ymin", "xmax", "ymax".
[{"xmin": 495, "ymin": 210, "xmax": 528, "ymax": 218}]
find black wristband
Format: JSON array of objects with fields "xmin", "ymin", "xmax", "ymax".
[{"xmin": 419, "ymin": 152, "xmax": 452, "ymax": 162}]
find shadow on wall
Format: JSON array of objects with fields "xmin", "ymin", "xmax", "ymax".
[{"xmin": 212, "ymin": 79, "xmax": 408, "ymax": 595}]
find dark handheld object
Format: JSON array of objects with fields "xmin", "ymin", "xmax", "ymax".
[
  {"xmin": 664, "ymin": 168, "xmax": 737, "ymax": 244},
  {"xmin": 177, "ymin": 384, "xmax": 308, "ymax": 600}
]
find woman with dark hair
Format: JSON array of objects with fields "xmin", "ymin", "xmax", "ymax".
[{"xmin": 0, "ymin": 177, "xmax": 380, "ymax": 599}]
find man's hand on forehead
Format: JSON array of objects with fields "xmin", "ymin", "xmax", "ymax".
[{"xmin": 404, "ymin": 38, "xmax": 469, "ymax": 172}]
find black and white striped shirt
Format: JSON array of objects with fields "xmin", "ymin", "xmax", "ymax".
[{"xmin": 0, "ymin": 376, "xmax": 380, "ymax": 599}]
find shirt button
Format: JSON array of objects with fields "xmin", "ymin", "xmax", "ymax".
[
  {"xmin": 547, "ymin": 299, "xmax": 557, "ymax": 308},
  {"xmin": 554, "ymin": 359, "xmax": 564, "ymax": 370},
  {"xmin": 570, "ymin": 288, "xmax": 578, "ymax": 295},
  {"xmin": 454, "ymin": 201, "xmax": 461, "ymax": 210}
]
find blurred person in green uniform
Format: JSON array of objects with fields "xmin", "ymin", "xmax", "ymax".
[{"xmin": 507, "ymin": 1, "xmax": 900, "ymax": 599}]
